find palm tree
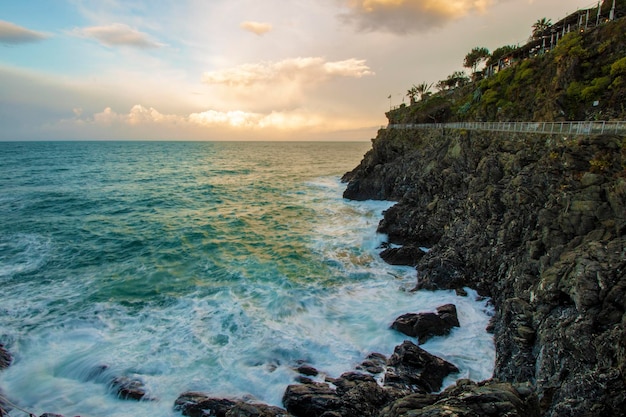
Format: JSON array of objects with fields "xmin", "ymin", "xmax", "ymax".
[
  {"xmin": 414, "ymin": 82, "xmax": 433, "ymax": 101},
  {"xmin": 406, "ymin": 86, "xmax": 418, "ymax": 105},
  {"xmin": 532, "ymin": 18, "xmax": 552, "ymax": 39}
]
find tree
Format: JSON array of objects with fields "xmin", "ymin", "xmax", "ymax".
[
  {"xmin": 406, "ymin": 86, "xmax": 418, "ymax": 105},
  {"xmin": 463, "ymin": 47, "xmax": 490, "ymax": 74},
  {"xmin": 532, "ymin": 18, "xmax": 552, "ymax": 39},
  {"xmin": 437, "ymin": 71, "xmax": 469, "ymax": 91},
  {"xmin": 487, "ymin": 45, "xmax": 517, "ymax": 68},
  {"xmin": 414, "ymin": 82, "xmax": 433, "ymax": 101}
]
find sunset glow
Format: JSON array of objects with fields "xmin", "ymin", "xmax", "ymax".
[{"xmin": 0, "ymin": 0, "xmax": 593, "ymax": 140}]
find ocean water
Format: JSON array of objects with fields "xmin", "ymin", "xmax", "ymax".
[{"xmin": 0, "ymin": 141, "xmax": 494, "ymax": 417}]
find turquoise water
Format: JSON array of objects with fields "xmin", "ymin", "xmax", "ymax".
[{"xmin": 0, "ymin": 141, "xmax": 494, "ymax": 417}]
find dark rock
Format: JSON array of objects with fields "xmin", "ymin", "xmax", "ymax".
[
  {"xmin": 380, "ymin": 245, "xmax": 425, "ymax": 266},
  {"xmin": 283, "ymin": 371, "xmax": 394, "ymax": 417},
  {"xmin": 282, "ymin": 382, "xmax": 341, "ymax": 417},
  {"xmin": 0, "ymin": 345, "xmax": 11, "ymax": 370},
  {"xmin": 379, "ymin": 379, "xmax": 540, "ymax": 417},
  {"xmin": 39, "ymin": 414, "xmax": 65, "ymax": 417},
  {"xmin": 390, "ymin": 304, "xmax": 460, "ymax": 344},
  {"xmin": 357, "ymin": 352, "xmax": 387, "ymax": 375},
  {"xmin": 296, "ymin": 365, "xmax": 319, "ymax": 377},
  {"xmin": 174, "ymin": 392, "xmax": 290, "ymax": 417},
  {"xmin": 110, "ymin": 376, "xmax": 151, "ymax": 401},
  {"xmin": 383, "ymin": 341, "xmax": 459, "ymax": 393}
]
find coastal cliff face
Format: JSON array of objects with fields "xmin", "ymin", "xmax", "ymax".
[{"xmin": 343, "ymin": 127, "xmax": 626, "ymax": 416}]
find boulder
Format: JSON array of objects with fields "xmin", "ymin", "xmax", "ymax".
[
  {"xmin": 383, "ymin": 341, "xmax": 459, "ymax": 393},
  {"xmin": 391, "ymin": 304, "xmax": 460, "ymax": 344},
  {"xmin": 283, "ymin": 372, "xmax": 392, "ymax": 417}
]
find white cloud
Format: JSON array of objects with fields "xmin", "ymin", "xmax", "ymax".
[
  {"xmin": 72, "ymin": 23, "xmax": 162, "ymax": 48},
  {"xmin": 240, "ymin": 21, "xmax": 273, "ymax": 36},
  {"xmin": 339, "ymin": 0, "xmax": 498, "ymax": 34},
  {"xmin": 202, "ymin": 57, "xmax": 373, "ymax": 86},
  {"xmin": 0, "ymin": 20, "xmax": 48, "ymax": 44},
  {"xmin": 67, "ymin": 105, "xmax": 359, "ymax": 135}
]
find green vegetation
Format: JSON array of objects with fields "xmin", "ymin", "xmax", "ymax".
[{"xmin": 387, "ymin": 7, "xmax": 626, "ymax": 125}]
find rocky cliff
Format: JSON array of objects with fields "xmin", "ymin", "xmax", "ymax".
[{"xmin": 343, "ymin": 126, "xmax": 626, "ymax": 416}]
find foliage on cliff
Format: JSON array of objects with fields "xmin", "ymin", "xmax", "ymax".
[{"xmin": 387, "ymin": 15, "xmax": 626, "ymax": 124}]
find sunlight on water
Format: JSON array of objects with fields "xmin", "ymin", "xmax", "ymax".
[{"xmin": 0, "ymin": 142, "xmax": 494, "ymax": 417}]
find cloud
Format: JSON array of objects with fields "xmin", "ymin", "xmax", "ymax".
[
  {"xmin": 72, "ymin": 23, "xmax": 162, "ymax": 48},
  {"xmin": 202, "ymin": 57, "xmax": 373, "ymax": 86},
  {"xmin": 339, "ymin": 0, "xmax": 497, "ymax": 34},
  {"xmin": 240, "ymin": 21, "xmax": 273, "ymax": 36},
  {"xmin": 69, "ymin": 105, "xmax": 339, "ymax": 133},
  {"xmin": 0, "ymin": 20, "xmax": 48, "ymax": 44}
]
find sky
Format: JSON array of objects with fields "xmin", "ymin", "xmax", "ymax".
[{"xmin": 0, "ymin": 0, "xmax": 597, "ymax": 141}]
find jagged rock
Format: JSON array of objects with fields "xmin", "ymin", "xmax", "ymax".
[
  {"xmin": 174, "ymin": 392, "xmax": 290, "ymax": 417},
  {"xmin": 380, "ymin": 245, "xmax": 425, "ymax": 266},
  {"xmin": 383, "ymin": 341, "xmax": 459, "ymax": 393},
  {"xmin": 283, "ymin": 372, "xmax": 392, "ymax": 417},
  {"xmin": 391, "ymin": 304, "xmax": 460, "ymax": 344},
  {"xmin": 0, "ymin": 344, "xmax": 11, "ymax": 370},
  {"xmin": 379, "ymin": 379, "xmax": 540, "ymax": 417}
]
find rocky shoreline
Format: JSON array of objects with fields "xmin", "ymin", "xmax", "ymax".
[
  {"xmin": 342, "ymin": 127, "xmax": 625, "ymax": 416},
  {"xmin": 2, "ymin": 128, "xmax": 624, "ymax": 416}
]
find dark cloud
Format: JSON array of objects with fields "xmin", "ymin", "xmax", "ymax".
[{"xmin": 339, "ymin": 0, "xmax": 496, "ymax": 34}]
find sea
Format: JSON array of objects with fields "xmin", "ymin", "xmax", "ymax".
[{"xmin": 0, "ymin": 141, "xmax": 494, "ymax": 417}]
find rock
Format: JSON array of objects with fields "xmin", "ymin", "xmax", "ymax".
[
  {"xmin": 39, "ymin": 414, "xmax": 65, "ymax": 417},
  {"xmin": 296, "ymin": 365, "xmax": 319, "ymax": 377},
  {"xmin": 380, "ymin": 245, "xmax": 425, "ymax": 266},
  {"xmin": 174, "ymin": 392, "xmax": 290, "ymax": 417},
  {"xmin": 379, "ymin": 379, "xmax": 540, "ymax": 417},
  {"xmin": 282, "ymin": 382, "xmax": 341, "ymax": 417},
  {"xmin": 383, "ymin": 341, "xmax": 459, "ymax": 393},
  {"xmin": 390, "ymin": 304, "xmax": 460, "ymax": 344},
  {"xmin": 356, "ymin": 352, "xmax": 387, "ymax": 375},
  {"xmin": 110, "ymin": 376, "xmax": 152, "ymax": 401},
  {"xmin": 283, "ymin": 372, "xmax": 393, "ymax": 417},
  {"xmin": 0, "ymin": 344, "xmax": 11, "ymax": 370}
]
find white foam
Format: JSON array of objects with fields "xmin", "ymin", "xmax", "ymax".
[{"xmin": 0, "ymin": 176, "xmax": 494, "ymax": 417}]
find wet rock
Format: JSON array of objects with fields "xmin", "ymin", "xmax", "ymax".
[
  {"xmin": 391, "ymin": 304, "xmax": 460, "ymax": 344},
  {"xmin": 283, "ymin": 372, "xmax": 393, "ymax": 417},
  {"xmin": 110, "ymin": 376, "xmax": 151, "ymax": 401},
  {"xmin": 379, "ymin": 379, "xmax": 540, "ymax": 417},
  {"xmin": 296, "ymin": 365, "xmax": 319, "ymax": 377},
  {"xmin": 356, "ymin": 352, "xmax": 387, "ymax": 375},
  {"xmin": 383, "ymin": 341, "xmax": 459, "ymax": 393},
  {"xmin": 380, "ymin": 245, "xmax": 425, "ymax": 266},
  {"xmin": 174, "ymin": 392, "xmax": 290, "ymax": 417},
  {"xmin": 0, "ymin": 344, "xmax": 11, "ymax": 370}
]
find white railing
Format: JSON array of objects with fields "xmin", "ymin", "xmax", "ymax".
[{"xmin": 387, "ymin": 121, "xmax": 626, "ymax": 136}]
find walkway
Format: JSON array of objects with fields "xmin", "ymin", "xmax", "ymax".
[{"xmin": 387, "ymin": 120, "xmax": 626, "ymax": 136}]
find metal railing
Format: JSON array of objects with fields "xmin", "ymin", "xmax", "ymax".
[{"xmin": 387, "ymin": 121, "xmax": 626, "ymax": 136}]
